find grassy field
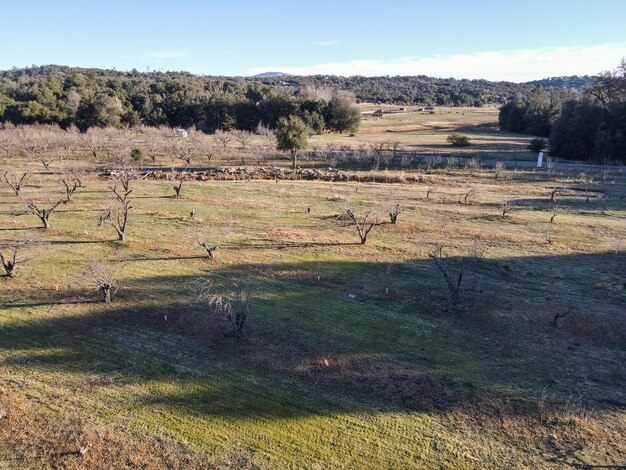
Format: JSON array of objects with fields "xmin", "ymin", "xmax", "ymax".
[
  {"xmin": 1, "ymin": 153, "xmax": 625, "ymax": 468},
  {"xmin": 307, "ymin": 105, "xmax": 538, "ymax": 162}
]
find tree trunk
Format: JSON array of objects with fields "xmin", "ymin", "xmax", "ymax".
[
  {"xmin": 291, "ymin": 150, "xmax": 297, "ymax": 170},
  {"xmin": 42, "ymin": 216, "xmax": 50, "ymax": 229},
  {"xmin": 101, "ymin": 285, "xmax": 111, "ymax": 303},
  {"xmin": 118, "ymin": 231, "xmax": 125, "ymax": 241}
]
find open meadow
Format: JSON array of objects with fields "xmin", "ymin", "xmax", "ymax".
[{"xmin": 1, "ymin": 137, "xmax": 625, "ymax": 468}]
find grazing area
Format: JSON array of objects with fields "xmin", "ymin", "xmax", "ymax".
[{"xmin": 1, "ymin": 138, "xmax": 625, "ymax": 468}]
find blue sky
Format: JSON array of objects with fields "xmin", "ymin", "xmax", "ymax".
[{"xmin": 2, "ymin": 0, "xmax": 625, "ymax": 81}]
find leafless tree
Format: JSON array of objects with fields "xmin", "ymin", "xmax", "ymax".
[
  {"xmin": 425, "ymin": 155, "xmax": 442, "ymax": 171},
  {"xmin": 0, "ymin": 239, "xmax": 37, "ymax": 278},
  {"xmin": 388, "ymin": 203, "xmax": 401, "ymax": 224},
  {"xmin": 463, "ymin": 189, "xmax": 475, "ymax": 204},
  {"xmin": 142, "ymin": 127, "xmax": 165, "ymax": 163},
  {"xmin": 85, "ymin": 260, "xmax": 123, "ymax": 303},
  {"xmin": 465, "ymin": 156, "xmax": 482, "ymax": 175},
  {"xmin": 27, "ymin": 199, "xmax": 64, "ymax": 229},
  {"xmin": 0, "ymin": 246, "xmax": 19, "ymax": 277},
  {"xmin": 83, "ymin": 128, "xmax": 109, "ymax": 161},
  {"xmin": 114, "ymin": 166, "xmax": 137, "ymax": 193},
  {"xmin": 549, "ymin": 187, "xmax": 562, "ymax": 201},
  {"xmin": 550, "ymin": 199, "xmax": 561, "ymax": 223},
  {"xmin": 370, "ymin": 143, "xmax": 387, "ymax": 170},
  {"xmin": 214, "ymin": 130, "xmax": 232, "ymax": 151},
  {"xmin": 197, "ymin": 278, "xmax": 252, "ymax": 337},
  {"xmin": 168, "ymin": 170, "xmax": 185, "ymax": 197},
  {"xmin": 69, "ymin": 168, "xmax": 87, "ymax": 188},
  {"xmin": 233, "ymin": 130, "xmax": 253, "ymax": 150},
  {"xmin": 172, "ymin": 131, "xmax": 202, "ymax": 166},
  {"xmin": 61, "ymin": 171, "xmax": 85, "ymax": 203},
  {"xmin": 501, "ymin": 200, "xmax": 514, "ymax": 216},
  {"xmin": 346, "ymin": 210, "xmax": 378, "ymax": 244},
  {"xmin": 388, "ymin": 141, "xmax": 401, "ymax": 157},
  {"xmin": 428, "ymin": 245, "xmax": 464, "ymax": 304},
  {"xmin": 194, "ymin": 222, "xmax": 232, "ymax": 259},
  {"xmin": 0, "ymin": 124, "xmax": 17, "ymax": 162},
  {"xmin": 19, "ymin": 125, "xmax": 52, "ymax": 163},
  {"xmin": 99, "ymin": 188, "xmax": 131, "ymax": 241},
  {"xmin": 3, "ymin": 171, "xmax": 31, "ymax": 195},
  {"xmin": 494, "ymin": 161, "xmax": 505, "ymax": 179}
]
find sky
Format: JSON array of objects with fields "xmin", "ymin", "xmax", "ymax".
[{"xmin": 1, "ymin": 0, "xmax": 625, "ymax": 82}]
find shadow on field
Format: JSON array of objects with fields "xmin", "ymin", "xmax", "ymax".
[{"xmin": 0, "ymin": 251, "xmax": 624, "ymax": 466}]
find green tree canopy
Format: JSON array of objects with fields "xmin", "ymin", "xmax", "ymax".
[{"xmin": 275, "ymin": 115, "xmax": 309, "ymax": 169}]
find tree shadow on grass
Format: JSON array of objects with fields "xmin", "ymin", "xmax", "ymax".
[{"xmin": 0, "ymin": 252, "xmax": 624, "ymax": 465}]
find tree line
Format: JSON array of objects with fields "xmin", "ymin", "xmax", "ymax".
[
  {"xmin": 498, "ymin": 59, "xmax": 626, "ymax": 163},
  {"xmin": 0, "ymin": 65, "xmax": 360, "ymax": 134},
  {"xmin": 256, "ymin": 74, "xmax": 594, "ymax": 106}
]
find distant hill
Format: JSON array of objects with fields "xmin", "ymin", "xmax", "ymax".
[
  {"xmin": 524, "ymin": 75, "xmax": 595, "ymax": 91},
  {"xmin": 252, "ymin": 72, "xmax": 289, "ymax": 78}
]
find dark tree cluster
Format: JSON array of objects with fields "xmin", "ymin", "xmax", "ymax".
[
  {"xmin": 498, "ymin": 59, "xmax": 626, "ymax": 163},
  {"xmin": 0, "ymin": 66, "xmax": 359, "ymax": 134}
]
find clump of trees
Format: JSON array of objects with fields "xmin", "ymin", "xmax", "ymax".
[
  {"xmin": 0, "ymin": 66, "xmax": 362, "ymax": 136},
  {"xmin": 499, "ymin": 59, "xmax": 626, "ymax": 164}
]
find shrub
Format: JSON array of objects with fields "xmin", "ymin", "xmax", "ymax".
[
  {"xmin": 446, "ymin": 133, "xmax": 471, "ymax": 147},
  {"xmin": 130, "ymin": 148, "xmax": 144, "ymax": 162},
  {"xmin": 527, "ymin": 138, "xmax": 547, "ymax": 153}
]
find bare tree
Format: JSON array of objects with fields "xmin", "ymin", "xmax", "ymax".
[
  {"xmin": 234, "ymin": 130, "xmax": 253, "ymax": 151},
  {"xmin": 197, "ymin": 278, "xmax": 252, "ymax": 337},
  {"xmin": 428, "ymin": 246, "xmax": 464, "ymax": 304},
  {"xmin": 86, "ymin": 260, "xmax": 122, "ymax": 303},
  {"xmin": 19, "ymin": 125, "xmax": 52, "ymax": 164},
  {"xmin": 0, "ymin": 239, "xmax": 37, "ymax": 278},
  {"xmin": 494, "ymin": 161, "xmax": 505, "ymax": 180},
  {"xmin": 114, "ymin": 166, "xmax": 137, "ymax": 193},
  {"xmin": 3, "ymin": 171, "xmax": 31, "ymax": 195},
  {"xmin": 83, "ymin": 128, "xmax": 108, "ymax": 161},
  {"xmin": 0, "ymin": 246, "xmax": 19, "ymax": 277},
  {"xmin": 168, "ymin": 170, "xmax": 185, "ymax": 197},
  {"xmin": 549, "ymin": 187, "xmax": 562, "ymax": 201},
  {"xmin": 346, "ymin": 210, "xmax": 378, "ymax": 244},
  {"xmin": 99, "ymin": 188, "xmax": 131, "ymax": 241},
  {"xmin": 463, "ymin": 189, "xmax": 475, "ymax": 204},
  {"xmin": 388, "ymin": 203, "xmax": 401, "ymax": 224},
  {"xmin": 214, "ymin": 130, "xmax": 232, "ymax": 152},
  {"xmin": 61, "ymin": 171, "xmax": 85, "ymax": 203},
  {"xmin": 370, "ymin": 143, "xmax": 387, "ymax": 170},
  {"xmin": 550, "ymin": 199, "xmax": 561, "ymax": 223},
  {"xmin": 500, "ymin": 200, "xmax": 514, "ymax": 216},
  {"xmin": 27, "ymin": 199, "xmax": 64, "ymax": 229},
  {"xmin": 0, "ymin": 124, "xmax": 16, "ymax": 162},
  {"xmin": 172, "ymin": 131, "xmax": 202, "ymax": 166},
  {"xmin": 69, "ymin": 168, "xmax": 87, "ymax": 188},
  {"xmin": 194, "ymin": 223, "xmax": 231, "ymax": 259}
]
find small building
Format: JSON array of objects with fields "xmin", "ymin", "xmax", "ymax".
[{"xmin": 176, "ymin": 128, "xmax": 188, "ymax": 138}]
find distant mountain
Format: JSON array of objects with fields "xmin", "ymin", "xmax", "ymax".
[{"xmin": 252, "ymin": 71, "xmax": 289, "ymax": 78}]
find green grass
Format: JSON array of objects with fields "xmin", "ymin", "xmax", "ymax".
[{"xmin": 1, "ymin": 163, "xmax": 625, "ymax": 468}]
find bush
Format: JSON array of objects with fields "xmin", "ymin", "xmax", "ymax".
[
  {"xmin": 446, "ymin": 133, "xmax": 471, "ymax": 147},
  {"xmin": 130, "ymin": 148, "xmax": 144, "ymax": 162},
  {"xmin": 527, "ymin": 138, "xmax": 547, "ymax": 153}
]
